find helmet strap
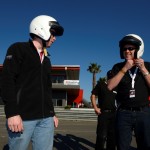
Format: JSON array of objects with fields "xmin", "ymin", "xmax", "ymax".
[
  {"xmin": 134, "ymin": 51, "xmax": 137, "ymax": 59},
  {"xmin": 42, "ymin": 40, "xmax": 46, "ymax": 48},
  {"xmin": 44, "ymin": 48, "xmax": 48, "ymax": 56}
]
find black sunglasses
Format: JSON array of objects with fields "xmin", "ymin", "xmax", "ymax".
[{"xmin": 122, "ymin": 47, "xmax": 136, "ymax": 51}]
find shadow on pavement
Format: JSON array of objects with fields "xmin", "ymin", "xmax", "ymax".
[
  {"xmin": 2, "ymin": 138, "xmax": 137, "ymax": 150},
  {"xmin": 3, "ymin": 144, "xmax": 9, "ymax": 150},
  {"xmin": 54, "ymin": 133, "xmax": 95, "ymax": 150}
]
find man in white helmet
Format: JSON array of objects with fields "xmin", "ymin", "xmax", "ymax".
[
  {"xmin": 2, "ymin": 15, "xmax": 64, "ymax": 150},
  {"xmin": 108, "ymin": 34, "xmax": 150, "ymax": 150}
]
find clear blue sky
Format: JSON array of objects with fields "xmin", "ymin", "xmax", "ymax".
[{"xmin": 0, "ymin": 0, "xmax": 150, "ymax": 102}]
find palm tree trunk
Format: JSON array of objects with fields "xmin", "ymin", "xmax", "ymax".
[{"xmin": 92, "ymin": 73, "xmax": 96, "ymax": 89}]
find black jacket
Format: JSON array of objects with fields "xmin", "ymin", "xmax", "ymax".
[{"xmin": 2, "ymin": 40, "xmax": 55, "ymax": 120}]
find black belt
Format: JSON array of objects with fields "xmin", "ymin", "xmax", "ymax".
[
  {"xmin": 119, "ymin": 105, "xmax": 149, "ymax": 112},
  {"xmin": 101, "ymin": 109, "xmax": 116, "ymax": 113}
]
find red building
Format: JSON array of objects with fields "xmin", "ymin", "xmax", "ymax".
[{"xmin": 0, "ymin": 65, "xmax": 83, "ymax": 107}]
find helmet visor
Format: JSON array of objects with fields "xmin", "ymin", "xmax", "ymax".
[{"xmin": 49, "ymin": 21, "xmax": 64, "ymax": 36}]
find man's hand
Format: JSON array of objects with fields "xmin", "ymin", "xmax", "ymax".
[
  {"xmin": 95, "ymin": 107, "xmax": 101, "ymax": 115},
  {"xmin": 53, "ymin": 116, "xmax": 59, "ymax": 128},
  {"xmin": 134, "ymin": 58, "xmax": 145, "ymax": 69},
  {"xmin": 8, "ymin": 115, "xmax": 23, "ymax": 132}
]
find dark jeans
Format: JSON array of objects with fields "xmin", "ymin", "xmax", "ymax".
[
  {"xmin": 116, "ymin": 106, "xmax": 150, "ymax": 150},
  {"xmin": 95, "ymin": 112, "xmax": 116, "ymax": 150}
]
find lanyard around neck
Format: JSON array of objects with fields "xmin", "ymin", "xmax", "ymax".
[{"xmin": 128, "ymin": 67, "xmax": 138, "ymax": 89}]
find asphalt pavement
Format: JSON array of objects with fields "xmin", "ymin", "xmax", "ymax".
[
  {"xmin": 0, "ymin": 112, "xmax": 137, "ymax": 150},
  {"xmin": 1, "ymin": 117, "xmax": 96, "ymax": 150}
]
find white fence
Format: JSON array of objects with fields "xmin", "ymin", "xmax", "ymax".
[
  {"xmin": 55, "ymin": 107, "xmax": 97, "ymax": 121},
  {"xmin": 0, "ymin": 106, "xmax": 97, "ymax": 121}
]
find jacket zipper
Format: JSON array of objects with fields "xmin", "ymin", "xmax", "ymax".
[{"xmin": 41, "ymin": 63, "xmax": 44, "ymax": 118}]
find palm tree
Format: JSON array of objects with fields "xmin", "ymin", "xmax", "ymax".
[
  {"xmin": 97, "ymin": 77, "xmax": 107, "ymax": 83},
  {"xmin": 87, "ymin": 63, "xmax": 101, "ymax": 89}
]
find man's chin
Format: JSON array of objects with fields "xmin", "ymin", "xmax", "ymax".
[
  {"xmin": 125, "ymin": 56, "xmax": 133, "ymax": 60},
  {"xmin": 46, "ymin": 45, "xmax": 51, "ymax": 48}
]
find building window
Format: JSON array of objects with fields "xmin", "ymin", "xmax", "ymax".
[{"xmin": 51, "ymin": 75, "xmax": 65, "ymax": 83}]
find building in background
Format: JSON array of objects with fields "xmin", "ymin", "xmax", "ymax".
[
  {"xmin": 0, "ymin": 65, "xmax": 83, "ymax": 107},
  {"xmin": 52, "ymin": 65, "xmax": 83, "ymax": 107}
]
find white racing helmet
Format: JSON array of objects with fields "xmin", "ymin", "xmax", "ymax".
[
  {"xmin": 29, "ymin": 15, "xmax": 64, "ymax": 41},
  {"xmin": 119, "ymin": 34, "xmax": 144, "ymax": 59}
]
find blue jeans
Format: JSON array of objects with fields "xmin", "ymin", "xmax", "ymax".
[
  {"xmin": 7, "ymin": 117, "xmax": 54, "ymax": 150},
  {"xmin": 116, "ymin": 106, "xmax": 150, "ymax": 150}
]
